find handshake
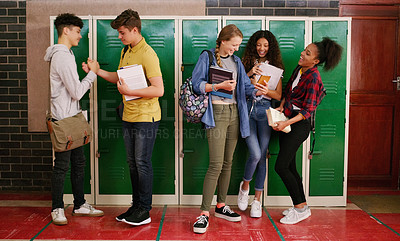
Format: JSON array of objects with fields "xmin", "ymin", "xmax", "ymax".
[{"xmin": 82, "ymin": 58, "xmax": 100, "ymax": 74}]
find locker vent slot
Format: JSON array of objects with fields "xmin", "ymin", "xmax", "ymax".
[
  {"xmin": 240, "ymin": 36, "xmax": 251, "ymax": 48},
  {"xmin": 319, "ymin": 168, "xmax": 335, "ymax": 181},
  {"xmin": 278, "ymin": 37, "xmax": 296, "ymax": 50},
  {"xmin": 192, "ymin": 36, "xmax": 208, "ymax": 48},
  {"xmin": 148, "ymin": 36, "xmax": 165, "ymax": 48},
  {"xmin": 320, "ymin": 124, "xmax": 336, "ymax": 137},
  {"xmin": 324, "ymin": 82, "xmax": 338, "ymax": 95},
  {"xmin": 153, "ymin": 167, "xmax": 166, "ymax": 179},
  {"xmin": 106, "ymin": 35, "xmax": 123, "ymax": 48},
  {"xmin": 107, "ymin": 167, "xmax": 126, "ymax": 180},
  {"xmin": 192, "ymin": 168, "xmax": 207, "ymax": 180}
]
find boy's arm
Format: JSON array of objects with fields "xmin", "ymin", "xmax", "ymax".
[
  {"xmin": 118, "ymin": 76, "xmax": 164, "ymax": 98},
  {"xmin": 97, "ymin": 68, "xmax": 119, "ymax": 84}
]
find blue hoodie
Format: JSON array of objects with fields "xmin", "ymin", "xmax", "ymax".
[{"xmin": 191, "ymin": 49, "xmax": 255, "ymax": 138}]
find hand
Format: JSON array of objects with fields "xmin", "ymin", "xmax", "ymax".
[
  {"xmin": 249, "ymin": 63, "xmax": 262, "ymax": 76},
  {"xmin": 273, "ymin": 121, "xmax": 289, "ymax": 132},
  {"xmin": 82, "ymin": 62, "xmax": 89, "ymax": 74},
  {"xmin": 275, "ymin": 106, "xmax": 284, "ymax": 112},
  {"xmin": 218, "ymin": 79, "xmax": 236, "ymax": 91},
  {"xmin": 255, "ymin": 82, "xmax": 269, "ymax": 96},
  {"xmin": 117, "ymin": 77, "xmax": 130, "ymax": 95},
  {"xmin": 87, "ymin": 58, "xmax": 100, "ymax": 74}
]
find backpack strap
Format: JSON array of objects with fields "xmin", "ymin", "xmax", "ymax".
[
  {"xmin": 122, "ymin": 45, "xmax": 129, "ymax": 60},
  {"xmin": 200, "ymin": 50, "xmax": 214, "ymax": 84}
]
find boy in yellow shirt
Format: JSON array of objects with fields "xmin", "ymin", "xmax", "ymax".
[{"xmin": 91, "ymin": 9, "xmax": 164, "ymax": 226}]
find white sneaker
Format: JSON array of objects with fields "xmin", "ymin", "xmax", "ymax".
[
  {"xmin": 280, "ymin": 207, "xmax": 311, "ymax": 224},
  {"xmin": 250, "ymin": 200, "xmax": 262, "ymax": 218},
  {"xmin": 72, "ymin": 202, "xmax": 104, "ymax": 217},
  {"xmin": 237, "ymin": 181, "xmax": 249, "ymax": 211},
  {"xmin": 51, "ymin": 208, "xmax": 67, "ymax": 225},
  {"xmin": 282, "ymin": 207, "xmax": 294, "ymax": 216}
]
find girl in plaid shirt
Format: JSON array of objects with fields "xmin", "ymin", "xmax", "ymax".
[{"xmin": 274, "ymin": 37, "xmax": 342, "ymax": 225}]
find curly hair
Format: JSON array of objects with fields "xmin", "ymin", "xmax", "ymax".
[
  {"xmin": 215, "ymin": 24, "xmax": 243, "ymax": 67},
  {"xmin": 111, "ymin": 9, "xmax": 141, "ymax": 33},
  {"xmin": 54, "ymin": 13, "xmax": 83, "ymax": 37},
  {"xmin": 314, "ymin": 37, "xmax": 343, "ymax": 71},
  {"xmin": 242, "ymin": 30, "xmax": 284, "ymax": 73}
]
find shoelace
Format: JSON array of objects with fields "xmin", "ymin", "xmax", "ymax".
[
  {"xmin": 196, "ymin": 215, "xmax": 207, "ymax": 224},
  {"xmin": 222, "ymin": 205, "xmax": 234, "ymax": 214}
]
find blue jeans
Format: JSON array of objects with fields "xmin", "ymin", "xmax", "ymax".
[
  {"xmin": 243, "ymin": 98, "xmax": 272, "ymax": 191},
  {"xmin": 122, "ymin": 120, "xmax": 160, "ymax": 212},
  {"xmin": 51, "ymin": 146, "xmax": 86, "ymax": 210}
]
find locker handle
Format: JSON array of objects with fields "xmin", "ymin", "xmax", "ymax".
[
  {"xmin": 182, "ymin": 63, "xmax": 195, "ymax": 66},
  {"xmin": 312, "ymin": 151, "xmax": 322, "ymax": 155},
  {"xmin": 182, "ymin": 149, "xmax": 194, "ymax": 153}
]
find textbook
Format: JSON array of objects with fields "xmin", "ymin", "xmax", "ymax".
[
  {"xmin": 117, "ymin": 64, "xmax": 148, "ymax": 101},
  {"xmin": 255, "ymin": 63, "xmax": 284, "ymax": 91},
  {"xmin": 266, "ymin": 108, "xmax": 291, "ymax": 133},
  {"xmin": 209, "ymin": 65, "xmax": 234, "ymax": 99}
]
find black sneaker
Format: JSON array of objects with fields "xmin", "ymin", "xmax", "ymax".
[
  {"xmin": 123, "ymin": 208, "xmax": 151, "ymax": 226},
  {"xmin": 116, "ymin": 205, "xmax": 137, "ymax": 222},
  {"xmin": 193, "ymin": 215, "xmax": 209, "ymax": 234},
  {"xmin": 215, "ymin": 205, "xmax": 241, "ymax": 222}
]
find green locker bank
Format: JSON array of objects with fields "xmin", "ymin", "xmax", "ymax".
[{"xmin": 50, "ymin": 16, "xmax": 350, "ymax": 207}]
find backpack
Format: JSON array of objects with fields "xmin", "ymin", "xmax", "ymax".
[{"xmin": 179, "ymin": 50, "xmax": 213, "ymax": 123}]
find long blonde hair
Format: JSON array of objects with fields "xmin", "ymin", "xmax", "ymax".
[{"xmin": 215, "ymin": 24, "xmax": 243, "ymax": 67}]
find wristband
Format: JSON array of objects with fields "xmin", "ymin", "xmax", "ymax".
[{"xmin": 212, "ymin": 84, "xmax": 217, "ymax": 92}]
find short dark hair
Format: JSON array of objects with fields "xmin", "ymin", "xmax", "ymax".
[
  {"xmin": 54, "ymin": 13, "xmax": 83, "ymax": 37},
  {"xmin": 111, "ymin": 9, "xmax": 141, "ymax": 33}
]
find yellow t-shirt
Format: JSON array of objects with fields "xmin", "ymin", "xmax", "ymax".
[{"xmin": 118, "ymin": 38, "xmax": 162, "ymax": 122}]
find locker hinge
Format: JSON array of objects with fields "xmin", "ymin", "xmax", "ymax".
[
  {"xmin": 181, "ymin": 65, "xmax": 184, "ymax": 72},
  {"xmin": 96, "ymin": 151, "xmax": 100, "ymax": 158}
]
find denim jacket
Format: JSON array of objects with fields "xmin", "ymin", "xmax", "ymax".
[{"xmin": 191, "ymin": 49, "xmax": 255, "ymax": 138}]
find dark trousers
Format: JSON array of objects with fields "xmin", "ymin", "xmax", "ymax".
[
  {"xmin": 275, "ymin": 118, "xmax": 310, "ymax": 205},
  {"xmin": 122, "ymin": 121, "xmax": 160, "ymax": 212},
  {"xmin": 51, "ymin": 146, "xmax": 86, "ymax": 210}
]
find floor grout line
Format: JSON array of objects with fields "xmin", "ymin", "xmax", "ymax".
[{"xmin": 263, "ymin": 207, "xmax": 285, "ymax": 241}]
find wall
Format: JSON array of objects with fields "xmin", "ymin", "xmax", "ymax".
[{"xmin": 0, "ymin": 0, "xmax": 339, "ymax": 192}]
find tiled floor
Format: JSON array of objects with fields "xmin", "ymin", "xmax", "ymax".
[{"xmin": 0, "ymin": 192, "xmax": 399, "ymax": 240}]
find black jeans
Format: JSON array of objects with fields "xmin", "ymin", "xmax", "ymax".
[
  {"xmin": 275, "ymin": 118, "xmax": 311, "ymax": 206},
  {"xmin": 51, "ymin": 146, "xmax": 86, "ymax": 210},
  {"xmin": 122, "ymin": 121, "xmax": 160, "ymax": 212}
]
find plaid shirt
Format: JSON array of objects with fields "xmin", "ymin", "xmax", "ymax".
[{"xmin": 283, "ymin": 65, "xmax": 325, "ymax": 120}]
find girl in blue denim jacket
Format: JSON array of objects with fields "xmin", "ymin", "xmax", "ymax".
[
  {"xmin": 191, "ymin": 24, "xmax": 269, "ymax": 234},
  {"xmin": 237, "ymin": 30, "xmax": 284, "ymax": 218}
]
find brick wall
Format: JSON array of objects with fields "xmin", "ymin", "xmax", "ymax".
[
  {"xmin": 0, "ymin": 0, "xmax": 339, "ymax": 192},
  {"xmin": 206, "ymin": 0, "xmax": 339, "ymax": 16},
  {"xmin": 0, "ymin": 0, "xmax": 52, "ymax": 192}
]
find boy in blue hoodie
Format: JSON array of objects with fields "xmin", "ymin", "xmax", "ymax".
[{"xmin": 44, "ymin": 13, "xmax": 103, "ymax": 226}]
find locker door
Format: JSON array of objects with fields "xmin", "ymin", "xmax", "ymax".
[
  {"xmin": 267, "ymin": 21, "xmax": 305, "ymax": 197},
  {"xmin": 309, "ymin": 21, "xmax": 347, "ymax": 196},
  {"xmin": 223, "ymin": 19, "xmax": 263, "ymax": 195},
  {"xmin": 181, "ymin": 19, "xmax": 219, "ymax": 199},
  {"xmin": 53, "ymin": 19, "xmax": 92, "ymax": 196},
  {"xmin": 96, "ymin": 19, "xmax": 176, "ymax": 200}
]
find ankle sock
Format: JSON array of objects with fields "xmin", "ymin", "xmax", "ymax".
[
  {"xmin": 295, "ymin": 205, "xmax": 308, "ymax": 213},
  {"xmin": 216, "ymin": 203, "xmax": 225, "ymax": 209}
]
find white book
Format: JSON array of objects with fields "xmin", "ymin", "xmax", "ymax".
[
  {"xmin": 255, "ymin": 63, "xmax": 284, "ymax": 91},
  {"xmin": 266, "ymin": 108, "xmax": 291, "ymax": 133},
  {"xmin": 117, "ymin": 64, "xmax": 148, "ymax": 101}
]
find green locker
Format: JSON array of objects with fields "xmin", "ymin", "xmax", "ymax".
[
  {"xmin": 96, "ymin": 19, "xmax": 176, "ymax": 195},
  {"xmin": 53, "ymin": 19, "xmax": 91, "ymax": 195},
  {"xmin": 267, "ymin": 21, "xmax": 305, "ymax": 196},
  {"xmin": 224, "ymin": 19, "xmax": 263, "ymax": 195},
  {"xmin": 309, "ymin": 21, "xmax": 347, "ymax": 196},
  {"xmin": 182, "ymin": 20, "xmax": 219, "ymax": 195}
]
